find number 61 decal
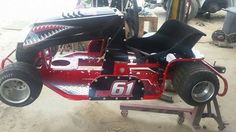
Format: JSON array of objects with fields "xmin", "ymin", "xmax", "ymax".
[{"xmin": 110, "ymin": 80, "xmax": 135, "ymax": 97}]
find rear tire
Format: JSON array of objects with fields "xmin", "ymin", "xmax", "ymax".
[
  {"xmin": 187, "ymin": 0, "xmax": 199, "ymax": 20},
  {"xmin": 172, "ymin": 62, "xmax": 219, "ymax": 106},
  {"xmin": 0, "ymin": 62, "xmax": 42, "ymax": 107}
]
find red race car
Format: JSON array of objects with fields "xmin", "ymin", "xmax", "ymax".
[{"xmin": 0, "ymin": 6, "xmax": 227, "ymax": 107}]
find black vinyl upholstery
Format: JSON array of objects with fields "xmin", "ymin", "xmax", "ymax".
[{"xmin": 126, "ymin": 20, "xmax": 206, "ymax": 57}]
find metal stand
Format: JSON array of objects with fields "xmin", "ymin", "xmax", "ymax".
[{"xmin": 120, "ymin": 97, "xmax": 227, "ymax": 131}]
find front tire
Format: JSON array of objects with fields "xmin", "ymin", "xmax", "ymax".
[
  {"xmin": 0, "ymin": 62, "xmax": 42, "ymax": 107},
  {"xmin": 172, "ymin": 62, "xmax": 219, "ymax": 106}
]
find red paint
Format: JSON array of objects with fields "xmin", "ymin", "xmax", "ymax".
[
  {"xmin": 1, "ymin": 49, "xmax": 16, "ymax": 70},
  {"xmin": 0, "ymin": 42, "xmax": 228, "ymax": 101}
]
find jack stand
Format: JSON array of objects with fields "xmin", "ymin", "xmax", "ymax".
[{"xmin": 120, "ymin": 97, "xmax": 227, "ymax": 131}]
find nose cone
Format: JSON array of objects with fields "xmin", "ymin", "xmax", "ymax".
[{"xmin": 23, "ymin": 24, "xmax": 73, "ymax": 46}]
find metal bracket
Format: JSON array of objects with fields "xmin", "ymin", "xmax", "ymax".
[{"xmin": 120, "ymin": 97, "xmax": 227, "ymax": 131}]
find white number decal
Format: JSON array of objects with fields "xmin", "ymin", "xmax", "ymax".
[
  {"xmin": 111, "ymin": 81, "xmax": 126, "ymax": 96},
  {"xmin": 125, "ymin": 82, "xmax": 134, "ymax": 95},
  {"xmin": 110, "ymin": 81, "xmax": 135, "ymax": 97}
]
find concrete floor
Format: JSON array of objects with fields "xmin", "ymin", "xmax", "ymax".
[{"xmin": 0, "ymin": 8, "xmax": 236, "ymax": 132}]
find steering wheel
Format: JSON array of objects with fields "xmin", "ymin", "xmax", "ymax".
[{"xmin": 124, "ymin": 0, "xmax": 139, "ymax": 38}]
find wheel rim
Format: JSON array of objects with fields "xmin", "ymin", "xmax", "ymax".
[
  {"xmin": 191, "ymin": 81, "xmax": 215, "ymax": 103},
  {"xmin": 0, "ymin": 78, "xmax": 30, "ymax": 104}
]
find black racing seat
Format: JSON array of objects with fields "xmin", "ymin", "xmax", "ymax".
[{"xmin": 126, "ymin": 20, "xmax": 206, "ymax": 58}]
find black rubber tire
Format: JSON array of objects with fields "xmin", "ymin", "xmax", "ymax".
[
  {"xmin": 211, "ymin": 30, "xmax": 225, "ymax": 42},
  {"xmin": 187, "ymin": 0, "xmax": 199, "ymax": 20},
  {"xmin": 51, "ymin": 46, "xmax": 58, "ymax": 57},
  {"xmin": 172, "ymin": 62, "xmax": 219, "ymax": 106},
  {"xmin": 16, "ymin": 43, "xmax": 38, "ymax": 64},
  {"xmin": 227, "ymin": 33, "xmax": 236, "ymax": 43},
  {"xmin": 0, "ymin": 62, "xmax": 43, "ymax": 107},
  {"xmin": 16, "ymin": 43, "xmax": 57, "ymax": 65}
]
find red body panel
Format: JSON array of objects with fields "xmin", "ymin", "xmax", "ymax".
[{"xmin": 0, "ymin": 43, "xmax": 228, "ymax": 100}]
